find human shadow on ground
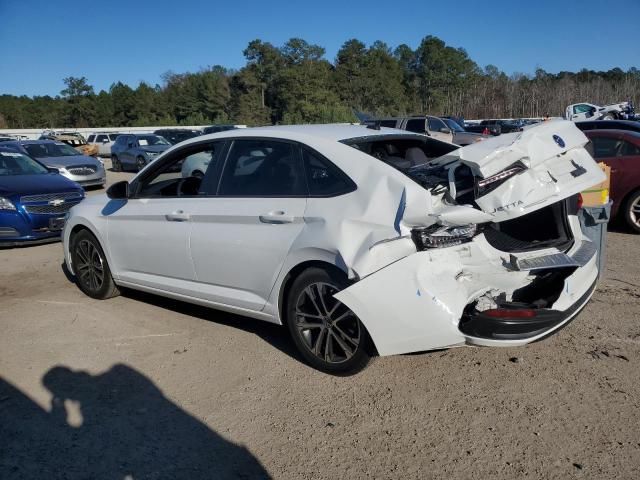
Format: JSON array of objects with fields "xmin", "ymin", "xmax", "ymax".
[{"xmin": 0, "ymin": 364, "xmax": 271, "ymax": 479}]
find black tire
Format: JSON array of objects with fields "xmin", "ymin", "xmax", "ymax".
[
  {"xmin": 136, "ymin": 156, "xmax": 146, "ymax": 172},
  {"xmin": 193, "ymin": 170, "xmax": 204, "ymax": 179},
  {"xmin": 111, "ymin": 155, "xmax": 121, "ymax": 172},
  {"xmin": 623, "ymin": 190, "xmax": 640, "ymax": 233},
  {"xmin": 70, "ymin": 229, "xmax": 120, "ymax": 300},
  {"xmin": 285, "ymin": 267, "xmax": 371, "ymax": 374}
]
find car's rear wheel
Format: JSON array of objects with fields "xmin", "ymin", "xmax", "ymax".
[
  {"xmin": 623, "ymin": 190, "xmax": 640, "ymax": 233},
  {"xmin": 111, "ymin": 155, "xmax": 121, "ymax": 172},
  {"xmin": 136, "ymin": 156, "xmax": 146, "ymax": 171},
  {"xmin": 71, "ymin": 230, "xmax": 120, "ymax": 300},
  {"xmin": 286, "ymin": 267, "xmax": 371, "ymax": 374}
]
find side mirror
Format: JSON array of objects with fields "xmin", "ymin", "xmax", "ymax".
[
  {"xmin": 47, "ymin": 166, "xmax": 60, "ymax": 173},
  {"xmin": 107, "ymin": 180, "xmax": 129, "ymax": 199},
  {"xmin": 440, "ymin": 127, "xmax": 451, "ymax": 134}
]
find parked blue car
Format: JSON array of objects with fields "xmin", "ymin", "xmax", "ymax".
[
  {"xmin": 110, "ymin": 134, "xmax": 171, "ymax": 171},
  {"xmin": 0, "ymin": 147, "xmax": 84, "ymax": 246}
]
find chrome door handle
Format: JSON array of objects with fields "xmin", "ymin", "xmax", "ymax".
[
  {"xmin": 166, "ymin": 210, "xmax": 190, "ymax": 222},
  {"xmin": 259, "ymin": 211, "xmax": 295, "ymax": 224}
]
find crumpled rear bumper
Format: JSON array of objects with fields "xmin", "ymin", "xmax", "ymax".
[{"xmin": 334, "ymin": 216, "xmax": 598, "ymax": 356}]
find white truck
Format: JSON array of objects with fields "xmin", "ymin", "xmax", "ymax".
[{"xmin": 565, "ymin": 101, "xmax": 635, "ymax": 122}]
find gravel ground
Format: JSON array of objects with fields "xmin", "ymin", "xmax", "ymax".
[{"xmin": 1, "ymin": 163, "xmax": 639, "ymax": 479}]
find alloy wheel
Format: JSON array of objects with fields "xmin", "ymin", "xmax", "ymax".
[
  {"xmin": 294, "ymin": 282, "xmax": 361, "ymax": 364},
  {"xmin": 75, "ymin": 239, "xmax": 105, "ymax": 292},
  {"xmin": 630, "ymin": 196, "xmax": 640, "ymax": 228}
]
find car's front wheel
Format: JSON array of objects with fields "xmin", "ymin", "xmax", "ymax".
[
  {"xmin": 136, "ymin": 156, "xmax": 146, "ymax": 171},
  {"xmin": 623, "ymin": 190, "xmax": 640, "ymax": 233},
  {"xmin": 111, "ymin": 155, "xmax": 121, "ymax": 172},
  {"xmin": 70, "ymin": 229, "xmax": 120, "ymax": 300},
  {"xmin": 286, "ymin": 267, "xmax": 371, "ymax": 374}
]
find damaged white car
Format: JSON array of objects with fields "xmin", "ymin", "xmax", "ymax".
[{"xmin": 63, "ymin": 121, "xmax": 605, "ymax": 373}]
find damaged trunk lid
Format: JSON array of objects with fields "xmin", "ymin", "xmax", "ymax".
[{"xmin": 430, "ymin": 120, "xmax": 605, "ymax": 222}]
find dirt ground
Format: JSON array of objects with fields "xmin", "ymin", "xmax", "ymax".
[{"xmin": 1, "ymin": 163, "xmax": 639, "ymax": 479}]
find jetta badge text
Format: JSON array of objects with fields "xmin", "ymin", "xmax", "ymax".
[{"xmin": 553, "ymin": 134, "xmax": 565, "ymax": 148}]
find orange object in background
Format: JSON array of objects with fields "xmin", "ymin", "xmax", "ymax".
[{"xmin": 581, "ymin": 162, "xmax": 610, "ymax": 207}]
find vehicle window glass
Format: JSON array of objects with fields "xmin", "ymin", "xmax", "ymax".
[
  {"xmin": 444, "ymin": 119, "xmax": 464, "ymax": 132},
  {"xmin": 218, "ymin": 140, "xmax": 305, "ymax": 196},
  {"xmin": 87, "ymin": 135, "xmax": 95, "ymax": 142},
  {"xmin": 137, "ymin": 142, "xmax": 219, "ymax": 197},
  {"xmin": 109, "ymin": 134, "xmax": 120, "ymax": 141},
  {"xmin": 303, "ymin": 148, "xmax": 353, "ymax": 196},
  {"xmin": 574, "ymin": 104, "xmax": 593, "ymax": 114},
  {"xmin": 405, "ymin": 118, "xmax": 426, "ymax": 133},
  {"xmin": 379, "ymin": 120, "xmax": 397, "ymax": 128},
  {"xmin": 23, "ymin": 143, "xmax": 79, "ymax": 158},
  {"xmin": 96, "ymin": 134, "xmax": 108, "ymax": 142},
  {"xmin": 0, "ymin": 151, "xmax": 48, "ymax": 175},
  {"xmin": 136, "ymin": 135, "xmax": 170, "ymax": 146},
  {"xmin": 619, "ymin": 140, "xmax": 640, "ymax": 156},
  {"xmin": 592, "ymin": 136, "xmax": 621, "ymax": 158},
  {"xmin": 428, "ymin": 117, "xmax": 446, "ymax": 132}
]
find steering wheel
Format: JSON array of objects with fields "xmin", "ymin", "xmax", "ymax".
[{"xmin": 176, "ymin": 176, "xmax": 202, "ymax": 196}]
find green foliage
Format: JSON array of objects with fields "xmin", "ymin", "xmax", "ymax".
[{"xmin": 1, "ymin": 36, "xmax": 639, "ymax": 129}]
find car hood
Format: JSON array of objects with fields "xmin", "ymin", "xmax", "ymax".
[
  {"xmin": 429, "ymin": 120, "xmax": 606, "ymax": 222},
  {"xmin": 35, "ymin": 155, "xmax": 102, "ymax": 168},
  {"xmin": 0, "ymin": 173, "xmax": 82, "ymax": 199},
  {"xmin": 141, "ymin": 145, "xmax": 170, "ymax": 153}
]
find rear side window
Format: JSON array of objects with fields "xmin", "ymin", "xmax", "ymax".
[
  {"xmin": 405, "ymin": 118, "xmax": 426, "ymax": 134},
  {"xmin": 592, "ymin": 136, "xmax": 620, "ymax": 158},
  {"xmin": 303, "ymin": 148, "xmax": 354, "ymax": 197},
  {"xmin": 87, "ymin": 135, "xmax": 95, "ymax": 142},
  {"xmin": 218, "ymin": 139, "xmax": 305, "ymax": 196},
  {"xmin": 619, "ymin": 139, "xmax": 640, "ymax": 156},
  {"xmin": 96, "ymin": 134, "xmax": 108, "ymax": 142}
]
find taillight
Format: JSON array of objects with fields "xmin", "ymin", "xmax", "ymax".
[
  {"xmin": 483, "ymin": 308, "xmax": 536, "ymax": 318},
  {"xmin": 577, "ymin": 193, "xmax": 584, "ymax": 210},
  {"xmin": 475, "ymin": 163, "xmax": 527, "ymax": 197},
  {"xmin": 482, "ymin": 127, "xmax": 490, "ymax": 135}
]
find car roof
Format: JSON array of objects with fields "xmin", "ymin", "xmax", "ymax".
[
  {"xmin": 585, "ymin": 129, "xmax": 640, "ymax": 139},
  {"xmin": 193, "ymin": 123, "xmax": 418, "ymax": 144}
]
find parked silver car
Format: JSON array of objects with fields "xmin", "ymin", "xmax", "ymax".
[
  {"xmin": 110, "ymin": 134, "xmax": 171, "ymax": 172},
  {"xmin": 4, "ymin": 140, "xmax": 106, "ymax": 188}
]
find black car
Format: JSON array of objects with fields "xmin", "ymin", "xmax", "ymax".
[
  {"xmin": 480, "ymin": 119, "xmax": 523, "ymax": 134},
  {"xmin": 153, "ymin": 129, "xmax": 202, "ymax": 146},
  {"xmin": 575, "ymin": 120, "xmax": 640, "ymax": 134},
  {"xmin": 202, "ymin": 125, "xmax": 238, "ymax": 135}
]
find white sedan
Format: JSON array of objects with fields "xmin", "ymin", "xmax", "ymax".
[{"xmin": 63, "ymin": 122, "xmax": 604, "ymax": 374}]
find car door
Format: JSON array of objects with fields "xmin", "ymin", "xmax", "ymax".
[
  {"xmin": 427, "ymin": 116, "xmax": 453, "ymax": 143},
  {"xmin": 118, "ymin": 135, "xmax": 134, "ymax": 168},
  {"xmin": 95, "ymin": 134, "xmax": 108, "ymax": 156},
  {"xmin": 105, "ymin": 142, "xmax": 220, "ymax": 293},
  {"xmin": 188, "ymin": 138, "xmax": 307, "ymax": 311},
  {"xmin": 592, "ymin": 134, "xmax": 638, "ymax": 207}
]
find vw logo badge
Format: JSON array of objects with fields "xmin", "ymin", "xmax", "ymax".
[{"xmin": 553, "ymin": 135, "xmax": 565, "ymax": 148}]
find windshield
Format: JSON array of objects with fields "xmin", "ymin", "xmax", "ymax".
[
  {"xmin": 137, "ymin": 135, "xmax": 170, "ymax": 146},
  {"xmin": 23, "ymin": 143, "xmax": 81, "ymax": 158},
  {"xmin": 0, "ymin": 151, "xmax": 49, "ymax": 175},
  {"xmin": 444, "ymin": 119, "xmax": 465, "ymax": 132}
]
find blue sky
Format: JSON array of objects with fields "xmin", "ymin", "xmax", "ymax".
[{"xmin": 1, "ymin": 0, "xmax": 639, "ymax": 96}]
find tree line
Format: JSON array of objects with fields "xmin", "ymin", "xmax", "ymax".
[{"xmin": 1, "ymin": 35, "xmax": 639, "ymax": 129}]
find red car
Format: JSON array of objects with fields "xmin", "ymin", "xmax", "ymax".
[{"xmin": 585, "ymin": 129, "xmax": 640, "ymax": 233}]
